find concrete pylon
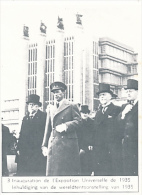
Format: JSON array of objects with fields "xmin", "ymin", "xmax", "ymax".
[
  {"xmin": 54, "ymin": 29, "xmax": 64, "ymax": 81},
  {"xmin": 36, "ymin": 33, "xmax": 46, "ymax": 110},
  {"xmin": 73, "ymin": 24, "xmax": 84, "ymax": 104},
  {"xmin": 19, "ymin": 36, "xmax": 29, "ymax": 123}
]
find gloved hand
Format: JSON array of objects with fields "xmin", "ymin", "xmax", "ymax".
[
  {"xmin": 56, "ymin": 124, "xmax": 67, "ymax": 133},
  {"xmin": 42, "ymin": 146, "xmax": 48, "ymax": 156}
]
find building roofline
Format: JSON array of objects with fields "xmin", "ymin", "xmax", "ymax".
[
  {"xmin": 3, "ymin": 99, "xmax": 19, "ymax": 102},
  {"xmin": 99, "ymin": 37, "xmax": 134, "ymax": 52}
]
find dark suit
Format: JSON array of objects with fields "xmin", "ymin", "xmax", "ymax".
[
  {"xmin": 42, "ymin": 99, "xmax": 82, "ymax": 176},
  {"xmin": 2, "ymin": 124, "xmax": 11, "ymax": 176},
  {"xmin": 118, "ymin": 102, "xmax": 138, "ymax": 176},
  {"xmin": 78, "ymin": 117, "xmax": 94, "ymax": 175},
  {"xmin": 93, "ymin": 103, "xmax": 122, "ymax": 176},
  {"xmin": 17, "ymin": 110, "xmax": 47, "ymax": 176}
]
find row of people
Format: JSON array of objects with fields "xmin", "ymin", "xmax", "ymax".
[
  {"xmin": 78, "ymin": 79, "xmax": 138, "ymax": 176},
  {"xmin": 2, "ymin": 79, "xmax": 138, "ymax": 176}
]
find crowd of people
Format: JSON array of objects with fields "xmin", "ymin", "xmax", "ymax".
[{"xmin": 2, "ymin": 79, "xmax": 138, "ymax": 177}]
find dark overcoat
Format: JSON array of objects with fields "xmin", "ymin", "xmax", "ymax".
[
  {"xmin": 42, "ymin": 99, "xmax": 82, "ymax": 176},
  {"xmin": 117, "ymin": 102, "xmax": 138, "ymax": 176},
  {"xmin": 2, "ymin": 124, "xmax": 11, "ymax": 176},
  {"xmin": 77, "ymin": 118, "xmax": 95, "ymax": 176},
  {"xmin": 93, "ymin": 103, "xmax": 122, "ymax": 176},
  {"xmin": 17, "ymin": 110, "xmax": 47, "ymax": 176}
]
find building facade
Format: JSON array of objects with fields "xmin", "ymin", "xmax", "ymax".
[
  {"xmin": 2, "ymin": 23, "xmax": 138, "ymax": 131},
  {"xmin": 1, "ymin": 99, "xmax": 20, "ymax": 133},
  {"xmin": 25, "ymin": 26, "xmax": 138, "ymax": 112},
  {"xmin": 99, "ymin": 37, "xmax": 138, "ymax": 98}
]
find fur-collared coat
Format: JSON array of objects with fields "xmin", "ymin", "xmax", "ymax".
[
  {"xmin": 17, "ymin": 110, "xmax": 47, "ymax": 176},
  {"xmin": 93, "ymin": 103, "xmax": 122, "ymax": 176},
  {"xmin": 117, "ymin": 102, "xmax": 138, "ymax": 176},
  {"xmin": 42, "ymin": 99, "xmax": 82, "ymax": 176}
]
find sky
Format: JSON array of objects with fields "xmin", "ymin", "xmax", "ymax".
[{"xmin": 1, "ymin": 0, "xmax": 142, "ymax": 100}]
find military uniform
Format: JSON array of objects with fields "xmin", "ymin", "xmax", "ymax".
[
  {"xmin": 42, "ymin": 81, "xmax": 81, "ymax": 176},
  {"xmin": 42, "ymin": 99, "xmax": 81, "ymax": 176}
]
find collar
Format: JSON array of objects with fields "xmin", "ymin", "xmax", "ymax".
[
  {"xmin": 101, "ymin": 101, "xmax": 111, "ymax": 108},
  {"xmin": 127, "ymin": 99, "xmax": 138, "ymax": 106},
  {"xmin": 29, "ymin": 110, "xmax": 38, "ymax": 117},
  {"xmin": 56, "ymin": 98, "xmax": 64, "ymax": 107},
  {"xmin": 134, "ymin": 99, "xmax": 138, "ymax": 106}
]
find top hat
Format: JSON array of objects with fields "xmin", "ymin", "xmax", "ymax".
[
  {"xmin": 96, "ymin": 83, "xmax": 116, "ymax": 97},
  {"xmin": 50, "ymin": 81, "xmax": 67, "ymax": 92},
  {"xmin": 80, "ymin": 105, "xmax": 90, "ymax": 114},
  {"xmin": 26, "ymin": 94, "xmax": 42, "ymax": 106},
  {"xmin": 125, "ymin": 79, "xmax": 138, "ymax": 90}
]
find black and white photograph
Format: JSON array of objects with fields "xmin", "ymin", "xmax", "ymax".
[{"xmin": 1, "ymin": 0, "xmax": 142, "ymax": 194}]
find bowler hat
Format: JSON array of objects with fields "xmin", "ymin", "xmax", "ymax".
[
  {"xmin": 50, "ymin": 81, "xmax": 67, "ymax": 92},
  {"xmin": 125, "ymin": 79, "xmax": 138, "ymax": 90},
  {"xmin": 80, "ymin": 105, "xmax": 90, "ymax": 114},
  {"xmin": 26, "ymin": 94, "xmax": 42, "ymax": 106},
  {"xmin": 96, "ymin": 83, "xmax": 116, "ymax": 97}
]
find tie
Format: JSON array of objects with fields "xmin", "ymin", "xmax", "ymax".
[
  {"xmin": 56, "ymin": 102, "xmax": 59, "ymax": 109},
  {"xmin": 102, "ymin": 106, "xmax": 108, "ymax": 114}
]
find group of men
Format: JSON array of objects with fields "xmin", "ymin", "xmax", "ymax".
[{"xmin": 4, "ymin": 78, "xmax": 138, "ymax": 177}]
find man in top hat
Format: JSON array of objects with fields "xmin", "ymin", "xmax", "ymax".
[
  {"xmin": 16, "ymin": 94, "xmax": 47, "ymax": 176},
  {"xmin": 78, "ymin": 105, "xmax": 94, "ymax": 176},
  {"xmin": 117, "ymin": 79, "xmax": 138, "ymax": 176},
  {"xmin": 42, "ymin": 81, "xmax": 81, "ymax": 176},
  {"xmin": 93, "ymin": 83, "xmax": 122, "ymax": 176}
]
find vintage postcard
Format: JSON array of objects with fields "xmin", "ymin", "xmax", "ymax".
[{"xmin": 1, "ymin": 0, "xmax": 142, "ymax": 194}]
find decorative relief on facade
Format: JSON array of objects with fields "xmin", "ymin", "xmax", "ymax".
[
  {"xmin": 57, "ymin": 16, "xmax": 64, "ymax": 30},
  {"xmin": 23, "ymin": 25, "xmax": 29, "ymax": 37},
  {"xmin": 40, "ymin": 21, "xmax": 47, "ymax": 34}
]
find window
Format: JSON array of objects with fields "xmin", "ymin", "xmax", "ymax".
[
  {"xmin": 28, "ymin": 44, "xmax": 38, "ymax": 96},
  {"xmin": 64, "ymin": 37, "xmax": 74, "ymax": 101},
  {"xmin": 93, "ymin": 41, "xmax": 99, "ymax": 110},
  {"xmin": 45, "ymin": 40, "xmax": 55, "ymax": 105}
]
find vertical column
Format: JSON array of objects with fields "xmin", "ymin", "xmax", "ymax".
[
  {"xmin": 73, "ymin": 25, "xmax": 84, "ymax": 104},
  {"xmin": 84, "ymin": 35, "xmax": 94, "ymax": 110},
  {"xmin": 19, "ymin": 36, "xmax": 29, "ymax": 124},
  {"xmin": 54, "ymin": 29, "xmax": 64, "ymax": 81},
  {"xmin": 36, "ymin": 33, "xmax": 46, "ymax": 110}
]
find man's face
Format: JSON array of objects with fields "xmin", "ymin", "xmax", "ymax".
[
  {"xmin": 28, "ymin": 103, "xmax": 39, "ymax": 114},
  {"xmin": 99, "ymin": 92, "xmax": 112, "ymax": 105},
  {"xmin": 53, "ymin": 89, "xmax": 64, "ymax": 102},
  {"xmin": 126, "ymin": 89, "xmax": 138, "ymax": 101},
  {"xmin": 81, "ymin": 112, "xmax": 89, "ymax": 119}
]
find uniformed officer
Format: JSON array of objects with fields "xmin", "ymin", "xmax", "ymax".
[{"xmin": 42, "ymin": 81, "xmax": 81, "ymax": 176}]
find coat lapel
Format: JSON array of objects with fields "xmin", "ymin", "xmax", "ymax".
[
  {"xmin": 95, "ymin": 103, "xmax": 114, "ymax": 125},
  {"xmin": 53, "ymin": 99, "xmax": 70, "ymax": 118},
  {"xmin": 128, "ymin": 102, "xmax": 138, "ymax": 116},
  {"xmin": 104, "ymin": 103, "xmax": 114, "ymax": 116}
]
